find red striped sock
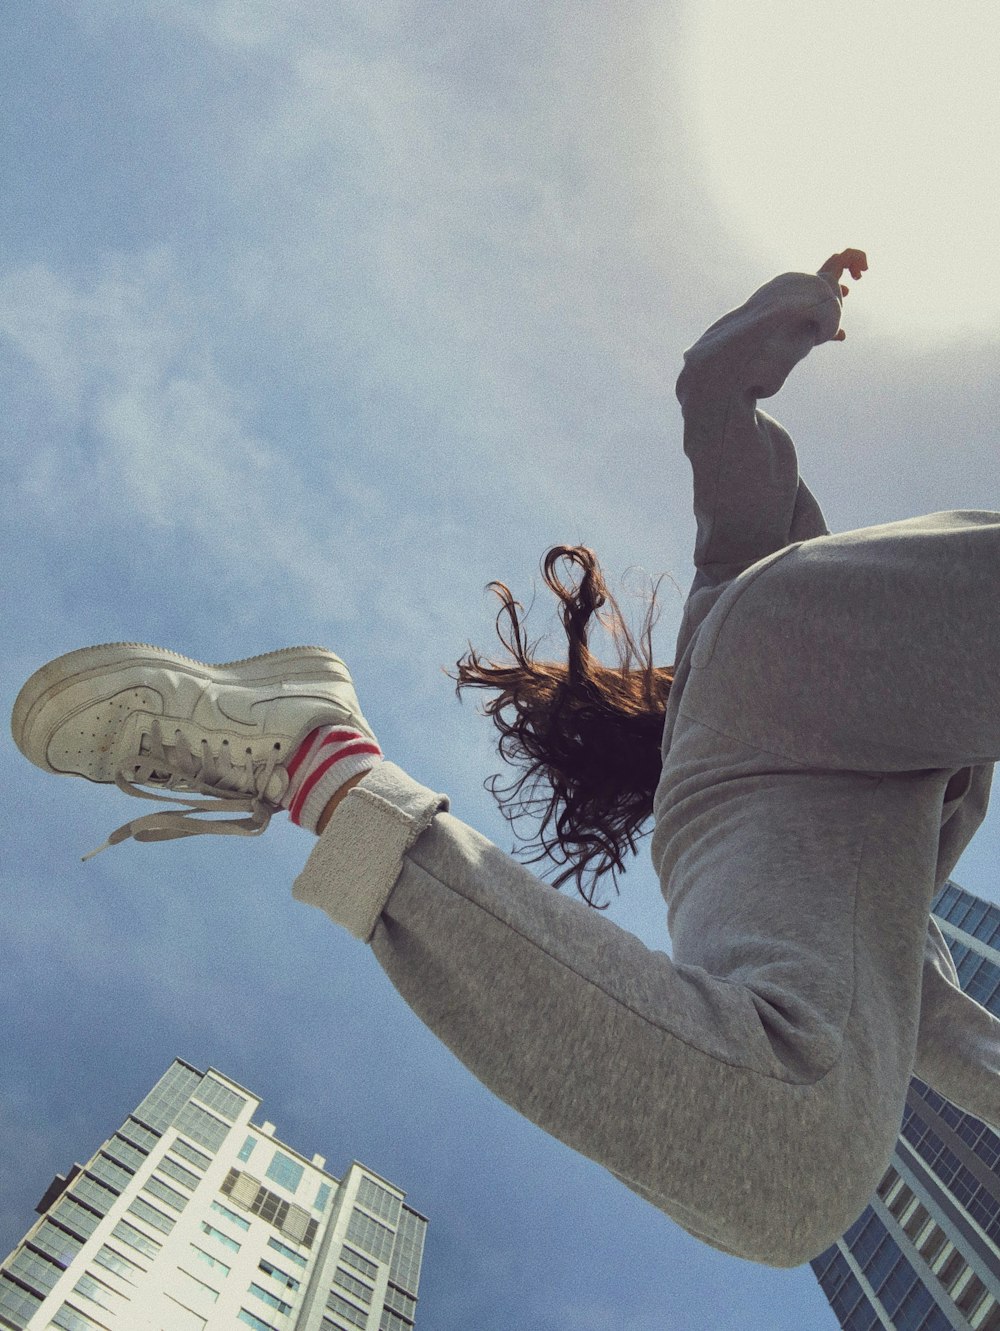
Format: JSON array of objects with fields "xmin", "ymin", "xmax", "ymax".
[{"xmin": 282, "ymin": 725, "xmax": 383, "ymax": 833}]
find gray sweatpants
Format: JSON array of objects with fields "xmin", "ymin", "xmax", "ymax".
[
  {"xmin": 293, "ymin": 272, "xmax": 1000, "ymax": 1269},
  {"xmin": 292, "ymin": 587, "xmax": 1000, "ymax": 1270}
]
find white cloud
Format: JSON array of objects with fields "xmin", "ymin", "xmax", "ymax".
[{"xmin": 0, "ymin": 250, "xmax": 369, "ymax": 622}]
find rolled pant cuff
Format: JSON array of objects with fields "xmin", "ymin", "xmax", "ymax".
[{"xmin": 291, "ymin": 761, "xmax": 450, "ymax": 941}]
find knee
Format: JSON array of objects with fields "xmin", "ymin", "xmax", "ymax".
[
  {"xmin": 750, "ymin": 1222, "xmax": 844, "ymax": 1270},
  {"xmin": 692, "ymin": 1145, "xmax": 883, "ymax": 1269},
  {"xmin": 715, "ymin": 1202, "xmax": 863, "ymax": 1269}
]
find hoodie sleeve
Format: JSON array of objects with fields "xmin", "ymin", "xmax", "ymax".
[{"xmin": 676, "ymin": 271, "xmax": 843, "ymax": 595}]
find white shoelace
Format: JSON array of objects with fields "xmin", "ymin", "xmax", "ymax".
[{"xmin": 83, "ymin": 719, "xmax": 291, "ymax": 860}]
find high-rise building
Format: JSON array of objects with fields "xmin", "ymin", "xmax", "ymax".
[
  {"xmin": 0, "ymin": 1059, "xmax": 426, "ymax": 1331},
  {"xmin": 812, "ymin": 880, "xmax": 1000, "ymax": 1331}
]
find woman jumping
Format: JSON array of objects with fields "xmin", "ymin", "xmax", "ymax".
[{"xmin": 13, "ymin": 248, "xmax": 1000, "ymax": 1267}]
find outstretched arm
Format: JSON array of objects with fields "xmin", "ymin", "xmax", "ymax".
[{"xmin": 676, "ymin": 248, "xmax": 866, "ymax": 591}]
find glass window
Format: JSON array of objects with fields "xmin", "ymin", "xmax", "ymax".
[
  {"xmin": 937, "ymin": 1250, "xmax": 966, "ymax": 1290},
  {"xmin": 957, "ymin": 1273, "xmax": 988, "ymax": 1317},
  {"xmin": 71, "ymin": 1175, "xmax": 119, "ymax": 1215},
  {"xmin": 267, "ymin": 1236, "xmax": 309, "ymax": 1268},
  {"xmin": 326, "ymin": 1290, "xmax": 368, "ymax": 1328},
  {"xmin": 29, "ymin": 1220, "xmax": 83, "ymax": 1267},
  {"xmin": 878, "ymin": 1262, "xmax": 916, "ymax": 1317},
  {"xmin": 258, "ymin": 1257, "xmax": 300, "ymax": 1292},
  {"xmin": 211, "ymin": 1199, "xmax": 251, "ymax": 1230},
  {"xmin": 238, "ymin": 1135, "xmax": 258, "ymax": 1162},
  {"xmin": 920, "ymin": 1227, "xmax": 947, "ymax": 1265},
  {"xmin": 385, "ymin": 1284, "xmax": 417, "ymax": 1318},
  {"xmin": 250, "ymin": 1281, "xmax": 293, "ymax": 1315},
  {"xmin": 893, "ymin": 1282, "xmax": 932, "ymax": 1328},
  {"xmin": 190, "ymin": 1244, "xmax": 231, "ymax": 1277},
  {"xmin": 200, "ymin": 1222, "xmax": 241, "ymax": 1254},
  {"xmin": 73, "ymin": 1272, "xmax": 124, "ymax": 1312},
  {"xmin": 0, "ymin": 1272, "xmax": 44, "ymax": 1322},
  {"xmin": 974, "ymin": 974, "xmax": 1000, "ymax": 1010},
  {"xmin": 171, "ymin": 1134, "xmax": 213, "ymax": 1165},
  {"xmin": 388, "ymin": 1208, "xmax": 426, "ymax": 1295},
  {"xmin": 975, "ymin": 1132, "xmax": 1000, "ymax": 1167},
  {"xmin": 968, "ymin": 963, "xmax": 1000, "ymax": 1003},
  {"xmin": 127, "ymin": 1197, "xmax": 175, "ymax": 1235},
  {"xmin": 862, "ymin": 1236, "xmax": 896, "ymax": 1294},
  {"xmin": 341, "ymin": 1247, "xmax": 378, "ymax": 1280},
  {"xmin": 971, "ymin": 1193, "xmax": 1000, "ymax": 1231},
  {"xmin": 117, "ymin": 1117, "xmax": 161, "ymax": 1153},
  {"xmin": 8, "ymin": 1244, "xmax": 66, "ymax": 1294},
  {"xmin": 220, "ymin": 1166, "xmax": 242, "ymax": 1198},
  {"xmin": 931, "ymin": 1241, "xmax": 955, "ymax": 1274},
  {"xmin": 346, "ymin": 1209, "xmax": 395, "ymax": 1262},
  {"xmin": 357, "ymin": 1176, "xmax": 402, "ymax": 1224},
  {"xmin": 966, "ymin": 902, "xmax": 991, "ymax": 935},
  {"xmin": 171, "ymin": 1137, "xmax": 213, "ymax": 1171},
  {"xmin": 238, "ymin": 1310, "xmax": 280, "ymax": 1331},
  {"xmin": 380, "ymin": 1310, "xmax": 415, "ymax": 1331},
  {"xmin": 51, "ymin": 1197, "xmax": 101, "ymax": 1240},
  {"xmin": 94, "ymin": 1244, "xmax": 146, "ymax": 1282},
  {"xmin": 934, "ymin": 883, "xmax": 958, "ymax": 912},
  {"xmin": 912, "ymin": 1219, "xmax": 935, "ymax": 1251},
  {"xmin": 877, "ymin": 1169, "xmax": 899, "ymax": 1200},
  {"xmin": 51, "ymin": 1302, "xmax": 105, "ymax": 1331},
  {"xmin": 105, "ymin": 1133, "xmax": 148, "ymax": 1172},
  {"xmin": 923, "ymin": 1304, "xmax": 959, "ymax": 1331},
  {"xmin": 0, "ymin": 1272, "xmax": 43, "ymax": 1325},
  {"xmin": 132, "ymin": 1061, "xmax": 203, "ymax": 1133},
  {"xmin": 193, "ymin": 1076, "xmax": 247, "ymax": 1121},
  {"xmin": 145, "ymin": 1176, "xmax": 188, "ymax": 1212},
  {"xmin": 334, "ymin": 1267, "xmax": 374, "ymax": 1303},
  {"xmin": 959, "ymin": 1118, "xmax": 985, "ymax": 1147},
  {"xmin": 88, "ymin": 1153, "xmax": 134, "ymax": 1192},
  {"xmin": 159, "ymin": 1156, "xmax": 200, "ymax": 1192},
  {"xmin": 903, "ymin": 1203, "xmax": 930, "ymax": 1240},
  {"xmin": 173, "ymin": 1101, "xmax": 231, "ymax": 1152},
  {"xmin": 831, "ymin": 1276, "xmax": 864, "ymax": 1322},
  {"xmin": 250, "ymin": 1187, "xmax": 289, "ymax": 1227},
  {"xmin": 265, "ymin": 1151, "xmax": 305, "ymax": 1194},
  {"xmin": 315, "ymin": 1182, "xmax": 332, "ymax": 1211},
  {"xmin": 959, "ymin": 952, "xmax": 981, "ymax": 984},
  {"xmin": 888, "ymin": 1184, "xmax": 914, "ymax": 1219},
  {"xmin": 112, "ymin": 1220, "xmax": 162, "ymax": 1259}
]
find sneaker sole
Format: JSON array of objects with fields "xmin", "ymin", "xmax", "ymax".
[{"xmin": 11, "ymin": 642, "xmax": 362, "ymax": 777}]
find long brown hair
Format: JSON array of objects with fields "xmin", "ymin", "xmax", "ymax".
[{"xmin": 449, "ymin": 545, "xmax": 674, "ymax": 907}]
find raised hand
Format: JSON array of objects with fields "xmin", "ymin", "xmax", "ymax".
[{"xmin": 818, "ymin": 249, "xmax": 868, "ymax": 341}]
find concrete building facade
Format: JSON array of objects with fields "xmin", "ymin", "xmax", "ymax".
[{"xmin": 0, "ymin": 1059, "xmax": 426, "ymax": 1331}]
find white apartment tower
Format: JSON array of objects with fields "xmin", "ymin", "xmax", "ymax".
[{"xmin": 0, "ymin": 1059, "xmax": 427, "ymax": 1331}]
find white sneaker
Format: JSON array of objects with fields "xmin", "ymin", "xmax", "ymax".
[{"xmin": 11, "ymin": 642, "xmax": 377, "ymax": 857}]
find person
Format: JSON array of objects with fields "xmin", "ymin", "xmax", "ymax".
[{"xmin": 12, "ymin": 248, "xmax": 1000, "ymax": 1268}]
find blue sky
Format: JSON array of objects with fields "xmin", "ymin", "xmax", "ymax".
[{"xmin": 3, "ymin": 3, "xmax": 1000, "ymax": 1328}]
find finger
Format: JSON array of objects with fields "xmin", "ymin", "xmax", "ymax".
[
  {"xmin": 834, "ymin": 329, "xmax": 846, "ymax": 341},
  {"xmin": 841, "ymin": 284, "xmax": 849, "ymax": 297}
]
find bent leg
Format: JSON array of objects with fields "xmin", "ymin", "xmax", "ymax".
[
  {"xmin": 684, "ymin": 510, "xmax": 1000, "ymax": 772},
  {"xmin": 294, "ymin": 762, "xmax": 922, "ymax": 1267}
]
